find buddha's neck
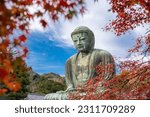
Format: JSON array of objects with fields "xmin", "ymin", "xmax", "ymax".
[{"xmin": 80, "ymin": 52, "xmax": 89, "ymax": 58}]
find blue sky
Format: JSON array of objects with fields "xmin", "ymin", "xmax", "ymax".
[
  {"xmin": 25, "ymin": 0, "xmax": 144, "ymax": 75},
  {"xmin": 26, "ymin": 31, "xmax": 76, "ymax": 75}
]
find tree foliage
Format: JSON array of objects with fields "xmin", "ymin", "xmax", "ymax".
[
  {"xmin": 0, "ymin": 57, "xmax": 30, "ymax": 99},
  {"xmin": 69, "ymin": 61, "xmax": 150, "ymax": 100},
  {"xmin": 0, "ymin": 0, "xmax": 88, "ymax": 95},
  {"xmin": 29, "ymin": 78, "xmax": 66, "ymax": 94},
  {"xmin": 106, "ymin": 0, "xmax": 150, "ymax": 56},
  {"xmin": 105, "ymin": 0, "xmax": 150, "ymax": 99}
]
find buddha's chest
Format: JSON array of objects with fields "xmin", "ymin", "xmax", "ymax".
[{"xmin": 75, "ymin": 54, "xmax": 91, "ymax": 84}]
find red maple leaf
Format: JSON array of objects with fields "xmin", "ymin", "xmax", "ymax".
[
  {"xmin": 0, "ymin": 67, "xmax": 8, "ymax": 80},
  {"xmin": 7, "ymin": 81, "xmax": 21, "ymax": 92},
  {"xmin": 19, "ymin": 35, "xmax": 27, "ymax": 42},
  {"xmin": 40, "ymin": 19, "xmax": 47, "ymax": 28},
  {"xmin": 0, "ymin": 88, "xmax": 8, "ymax": 96}
]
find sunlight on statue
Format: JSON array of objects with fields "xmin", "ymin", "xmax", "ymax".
[{"xmin": 44, "ymin": 26, "xmax": 115, "ymax": 100}]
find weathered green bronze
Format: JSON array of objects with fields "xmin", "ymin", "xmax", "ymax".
[{"xmin": 44, "ymin": 26, "xmax": 115, "ymax": 100}]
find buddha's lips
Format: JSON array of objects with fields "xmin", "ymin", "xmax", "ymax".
[{"xmin": 77, "ymin": 45, "xmax": 84, "ymax": 49}]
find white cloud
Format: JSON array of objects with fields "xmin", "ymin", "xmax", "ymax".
[
  {"xmin": 133, "ymin": 24, "xmax": 149, "ymax": 36},
  {"xmin": 29, "ymin": 0, "xmax": 144, "ymax": 58},
  {"xmin": 28, "ymin": 3, "xmax": 55, "ymax": 32},
  {"xmin": 52, "ymin": 0, "xmax": 128, "ymax": 57},
  {"xmin": 119, "ymin": 55, "xmax": 150, "ymax": 65}
]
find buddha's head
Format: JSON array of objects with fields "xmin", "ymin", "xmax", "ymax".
[{"xmin": 71, "ymin": 26, "xmax": 95, "ymax": 53}]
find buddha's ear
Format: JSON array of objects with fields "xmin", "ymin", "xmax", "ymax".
[
  {"xmin": 88, "ymin": 33, "xmax": 95, "ymax": 50},
  {"xmin": 89, "ymin": 38, "xmax": 95, "ymax": 50}
]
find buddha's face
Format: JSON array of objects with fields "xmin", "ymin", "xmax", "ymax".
[{"xmin": 72, "ymin": 32, "xmax": 91, "ymax": 52}]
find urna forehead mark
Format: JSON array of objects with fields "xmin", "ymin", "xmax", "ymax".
[{"xmin": 72, "ymin": 32, "xmax": 88, "ymax": 39}]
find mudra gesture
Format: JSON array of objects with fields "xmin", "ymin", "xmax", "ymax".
[{"xmin": 44, "ymin": 26, "xmax": 115, "ymax": 100}]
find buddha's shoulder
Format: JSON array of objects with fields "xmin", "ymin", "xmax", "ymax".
[
  {"xmin": 66, "ymin": 53, "xmax": 78, "ymax": 63},
  {"xmin": 93, "ymin": 49, "xmax": 112, "ymax": 56}
]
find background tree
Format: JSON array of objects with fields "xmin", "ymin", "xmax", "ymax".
[
  {"xmin": 0, "ymin": 57, "xmax": 30, "ymax": 99},
  {"xmin": 106, "ymin": 0, "xmax": 149, "ymax": 56},
  {"xmin": 105, "ymin": 0, "xmax": 150, "ymax": 99},
  {"xmin": 0, "ymin": 0, "xmax": 87, "ymax": 95}
]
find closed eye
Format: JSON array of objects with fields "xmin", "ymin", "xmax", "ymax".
[
  {"xmin": 73, "ymin": 40, "xmax": 77, "ymax": 43},
  {"xmin": 80, "ymin": 38, "xmax": 86, "ymax": 41}
]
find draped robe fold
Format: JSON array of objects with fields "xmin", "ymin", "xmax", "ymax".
[{"xmin": 65, "ymin": 49, "xmax": 115, "ymax": 91}]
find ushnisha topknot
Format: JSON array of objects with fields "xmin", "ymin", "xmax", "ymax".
[{"xmin": 71, "ymin": 26, "xmax": 95, "ymax": 50}]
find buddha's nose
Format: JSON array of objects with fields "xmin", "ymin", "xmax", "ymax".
[{"xmin": 77, "ymin": 40, "xmax": 81, "ymax": 45}]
